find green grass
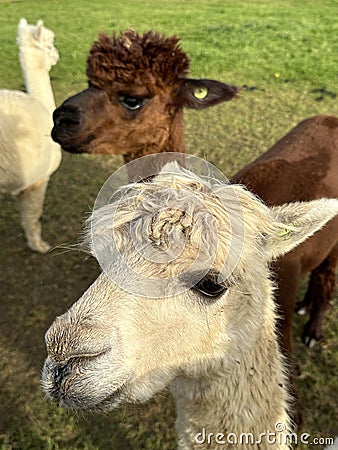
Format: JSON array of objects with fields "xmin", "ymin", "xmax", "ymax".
[
  {"xmin": 0, "ymin": 1, "xmax": 337, "ymax": 449},
  {"xmin": 1, "ymin": 0, "xmax": 337, "ymax": 101}
]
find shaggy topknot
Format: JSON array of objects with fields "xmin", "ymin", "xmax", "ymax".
[{"xmin": 86, "ymin": 29, "xmax": 191, "ymax": 89}]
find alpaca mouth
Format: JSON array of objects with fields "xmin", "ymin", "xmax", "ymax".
[
  {"xmin": 42, "ymin": 355, "xmax": 126, "ymax": 411},
  {"xmin": 51, "ymin": 383, "xmax": 126, "ymax": 411},
  {"xmin": 58, "ymin": 384, "xmax": 126, "ymax": 411},
  {"xmin": 56, "ymin": 134, "xmax": 96, "ymax": 153}
]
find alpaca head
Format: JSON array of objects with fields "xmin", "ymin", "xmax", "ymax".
[
  {"xmin": 42, "ymin": 160, "xmax": 338, "ymax": 411},
  {"xmin": 17, "ymin": 18, "xmax": 59, "ymax": 72},
  {"xmin": 51, "ymin": 30, "xmax": 237, "ymax": 158}
]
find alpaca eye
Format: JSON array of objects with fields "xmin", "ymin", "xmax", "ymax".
[
  {"xmin": 194, "ymin": 277, "xmax": 227, "ymax": 298},
  {"xmin": 119, "ymin": 96, "xmax": 146, "ymax": 111}
]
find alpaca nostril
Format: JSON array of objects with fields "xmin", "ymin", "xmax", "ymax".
[
  {"xmin": 45, "ymin": 351, "xmax": 110, "ymax": 389},
  {"xmin": 44, "ymin": 311, "xmax": 114, "ymax": 363},
  {"xmin": 53, "ymin": 362, "xmax": 72, "ymax": 384},
  {"xmin": 53, "ymin": 105, "xmax": 81, "ymax": 128},
  {"xmin": 45, "ymin": 321, "xmax": 111, "ymax": 366}
]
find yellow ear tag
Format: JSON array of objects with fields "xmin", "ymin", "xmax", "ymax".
[
  {"xmin": 194, "ymin": 87, "xmax": 208, "ymax": 99},
  {"xmin": 277, "ymin": 227, "xmax": 292, "ymax": 237}
]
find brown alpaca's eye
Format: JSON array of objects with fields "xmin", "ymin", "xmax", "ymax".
[
  {"xmin": 194, "ymin": 277, "xmax": 227, "ymax": 298},
  {"xmin": 119, "ymin": 95, "xmax": 146, "ymax": 111}
]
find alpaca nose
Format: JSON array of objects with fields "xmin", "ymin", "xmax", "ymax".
[
  {"xmin": 45, "ymin": 313, "xmax": 111, "ymax": 365},
  {"xmin": 53, "ymin": 104, "xmax": 81, "ymax": 128},
  {"xmin": 51, "ymin": 87, "xmax": 108, "ymax": 148},
  {"xmin": 51, "ymin": 103, "xmax": 83, "ymax": 146}
]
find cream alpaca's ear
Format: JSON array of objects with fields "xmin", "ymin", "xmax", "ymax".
[
  {"xmin": 18, "ymin": 18, "xmax": 28, "ymax": 30},
  {"xmin": 35, "ymin": 20, "xmax": 44, "ymax": 41},
  {"xmin": 266, "ymin": 198, "xmax": 338, "ymax": 260},
  {"xmin": 17, "ymin": 18, "xmax": 29, "ymax": 39},
  {"xmin": 175, "ymin": 78, "xmax": 237, "ymax": 109}
]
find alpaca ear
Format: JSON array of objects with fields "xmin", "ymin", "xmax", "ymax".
[
  {"xmin": 35, "ymin": 20, "xmax": 44, "ymax": 41},
  {"xmin": 174, "ymin": 78, "xmax": 237, "ymax": 109},
  {"xmin": 18, "ymin": 18, "xmax": 28, "ymax": 30},
  {"xmin": 266, "ymin": 198, "xmax": 338, "ymax": 260},
  {"xmin": 17, "ymin": 18, "xmax": 29, "ymax": 39}
]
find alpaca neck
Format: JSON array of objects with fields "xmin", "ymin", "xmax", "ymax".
[
  {"xmin": 124, "ymin": 108, "xmax": 186, "ymax": 181},
  {"xmin": 172, "ymin": 325, "xmax": 291, "ymax": 450},
  {"xmin": 20, "ymin": 47, "xmax": 56, "ymax": 114},
  {"xmin": 167, "ymin": 108, "xmax": 186, "ymax": 154}
]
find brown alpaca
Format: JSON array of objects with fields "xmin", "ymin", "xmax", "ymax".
[
  {"xmin": 232, "ymin": 115, "xmax": 338, "ymax": 424},
  {"xmin": 233, "ymin": 115, "xmax": 338, "ymax": 353},
  {"xmin": 52, "ymin": 30, "xmax": 237, "ymax": 178}
]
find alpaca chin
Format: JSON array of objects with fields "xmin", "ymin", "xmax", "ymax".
[
  {"xmin": 41, "ymin": 354, "xmax": 128, "ymax": 411},
  {"xmin": 53, "ymin": 133, "xmax": 96, "ymax": 154}
]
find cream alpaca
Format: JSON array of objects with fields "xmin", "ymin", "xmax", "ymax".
[
  {"xmin": 42, "ymin": 163, "xmax": 338, "ymax": 449},
  {"xmin": 0, "ymin": 18, "xmax": 61, "ymax": 252}
]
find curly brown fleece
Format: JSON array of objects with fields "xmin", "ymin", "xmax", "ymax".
[{"xmin": 87, "ymin": 29, "xmax": 191, "ymax": 90}]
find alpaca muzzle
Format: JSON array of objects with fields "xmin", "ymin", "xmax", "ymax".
[
  {"xmin": 52, "ymin": 103, "xmax": 88, "ymax": 151},
  {"xmin": 51, "ymin": 87, "xmax": 107, "ymax": 152}
]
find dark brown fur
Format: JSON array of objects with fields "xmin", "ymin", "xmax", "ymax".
[
  {"xmin": 234, "ymin": 115, "xmax": 338, "ymax": 350},
  {"xmin": 51, "ymin": 30, "xmax": 237, "ymax": 178},
  {"xmin": 87, "ymin": 30, "xmax": 190, "ymax": 89},
  {"xmin": 233, "ymin": 115, "xmax": 338, "ymax": 424}
]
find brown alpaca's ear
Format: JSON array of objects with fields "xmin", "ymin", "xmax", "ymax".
[{"xmin": 174, "ymin": 79, "xmax": 238, "ymax": 109}]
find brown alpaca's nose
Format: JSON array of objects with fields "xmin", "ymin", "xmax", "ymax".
[
  {"xmin": 51, "ymin": 87, "xmax": 107, "ymax": 152},
  {"xmin": 51, "ymin": 102, "xmax": 96, "ymax": 153},
  {"xmin": 53, "ymin": 104, "xmax": 81, "ymax": 128},
  {"xmin": 51, "ymin": 103, "xmax": 84, "ymax": 150}
]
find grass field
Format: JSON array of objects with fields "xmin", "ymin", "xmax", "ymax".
[{"xmin": 0, "ymin": 0, "xmax": 337, "ymax": 449}]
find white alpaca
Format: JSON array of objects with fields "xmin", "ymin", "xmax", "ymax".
[
  {"xmin": 0, "ymin": 18, "xmax": 61, "ymax": 253},
  {"xmin": 42, "ymin": 163, "xmax": 338, "ymax": 449}
]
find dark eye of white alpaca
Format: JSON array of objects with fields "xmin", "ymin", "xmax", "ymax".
[
  {"xmin": 194, "ymin": 277, "xmax": 228, "ymax": 298},
  {"xmin": 119, "ymin": 95, "xmax": 146, "ymax": 111}
]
